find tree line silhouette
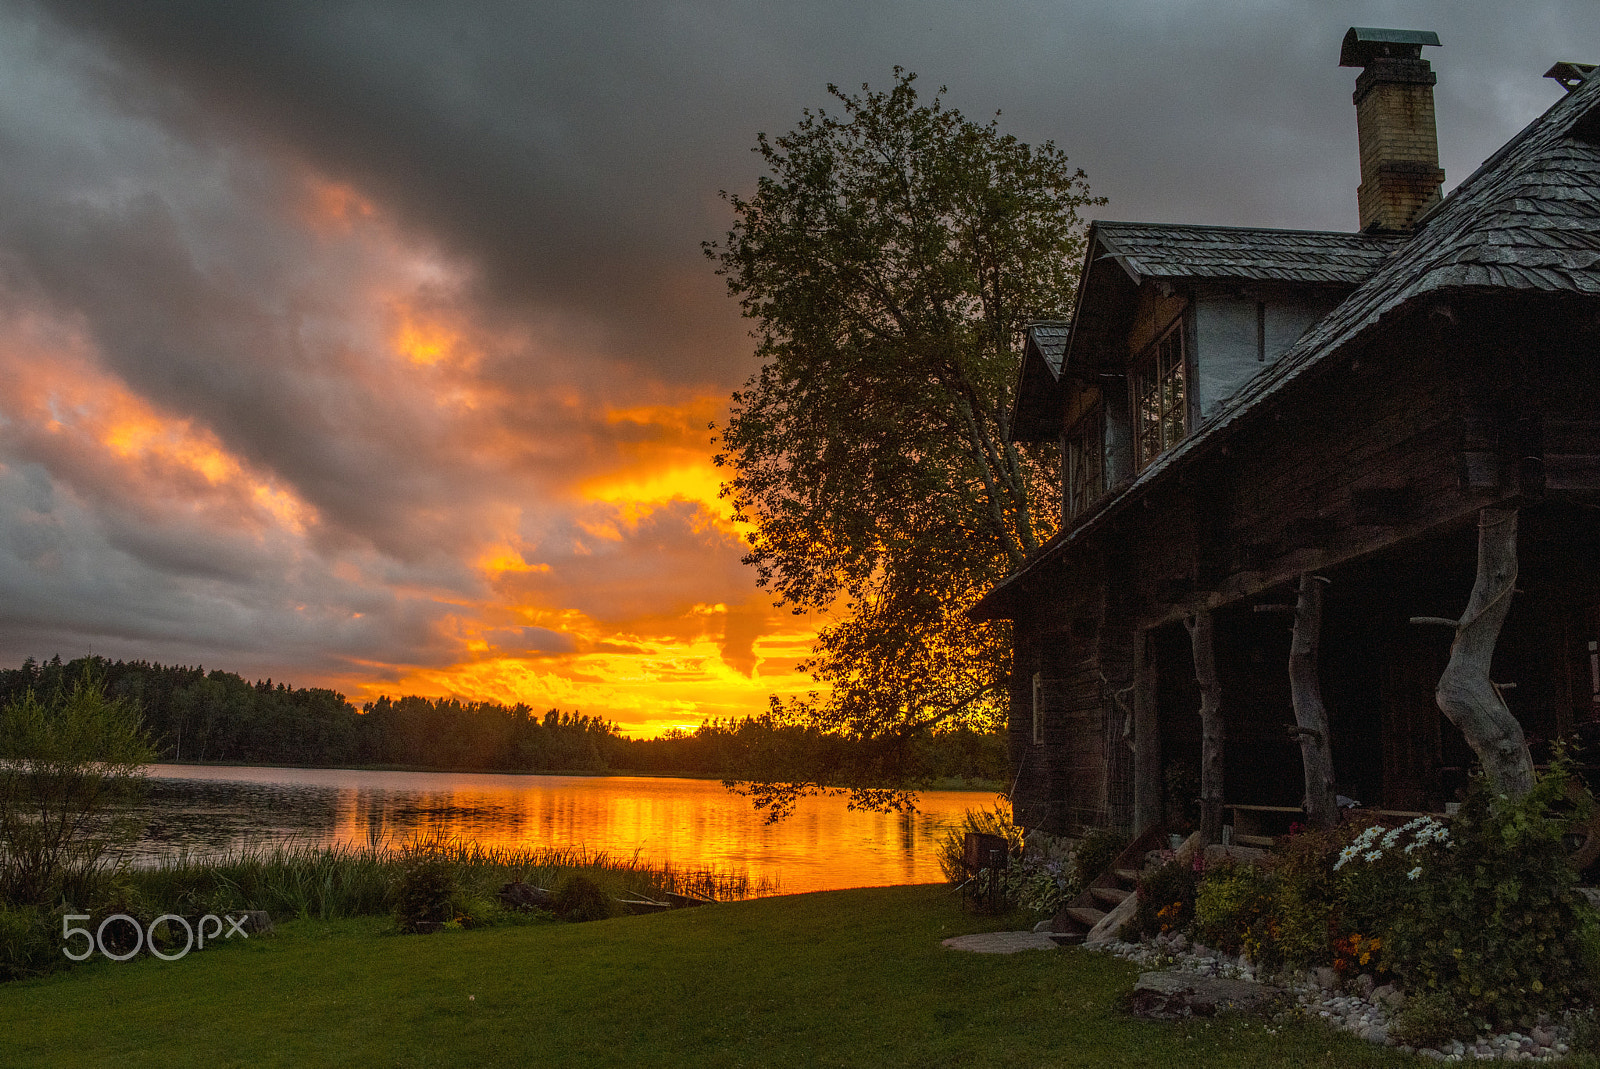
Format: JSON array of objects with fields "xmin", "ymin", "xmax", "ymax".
[{"xmin": 0, "ymin": 656, "xmax": 1005, "ymax": 784}]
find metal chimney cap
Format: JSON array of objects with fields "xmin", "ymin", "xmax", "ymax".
[{"xmin": 1340, "ymin": 27, "xmax": 1441, "ymax": 68}]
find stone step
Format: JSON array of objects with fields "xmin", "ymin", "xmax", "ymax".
[
  {"xmin": 1114, "ymin": 868, "xmax": 1141, "ymax": 885},
  {"xmin": 1235, "ymin": 833, "xmax": 1276, "ymax": 848},
  {"xmin": 1090, "ymin": 885, "xmax": 1131, "ymax": 907},
  {"xmin": 1061, "ymin": 905, "xmax": 1107, "ymax": 929},
  {"xmin": 1047, "ymin": 931, "xmax": 1086, "ymax": 947}
]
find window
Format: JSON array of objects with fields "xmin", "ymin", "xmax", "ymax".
[
  {"xmin": 1132, "ymin": 319, "xmax": 1188, "ymax": 470},
  {"xmin": 1064, "ymin": 404, "xmax": 1105, "ymax": 521}
]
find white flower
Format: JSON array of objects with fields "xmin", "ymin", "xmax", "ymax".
[
  {"xmin": 1364, "ymin": 850, "xmax": 1383, "ymax": 862},
  {"xmin": 1407, "ymin": 866, "xmax": 1423, "ymax": 880}
]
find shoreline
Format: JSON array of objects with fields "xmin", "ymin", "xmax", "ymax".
[{"xmin": 145, "ymin": 759, "xmax": 1005, "ymax": 793}]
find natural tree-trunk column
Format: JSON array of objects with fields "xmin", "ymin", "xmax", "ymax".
[
  {"xmin": 1289, "ymin": 574, "xmax": 1338, "ymax": 828},
  {"xmin": 1185, "ymin": 611, "xmax": 1225, "ymax": 845},
  {"xmin": 1131, "ymin": 631, "xmax": 1162, "ymax": 835},
  {"xmin": 1435, "ymin": 506, "xmax": 1536, "ymax": 798}
]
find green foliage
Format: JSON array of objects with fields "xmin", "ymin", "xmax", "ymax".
[
  {"xmin": 1388, "ymin": 991, "xmax": 1473, "ymax": 1047},
  {"xmin": 0, "ymin": 670, "xmax": 154, "ymax": 906},
  {"xmin": 1261, "ymin": 825, "xmax": 1342, "ymax": 967},
  {"xmin": 706, "ymin": 69, "xmax": 1103, "ymax": 813},
  {"xmin": 0, "ymin": 905, "xmax": 59, "ymax": 982},
  {"xmin": 1121, "ymin": 860, "xmax": 1198, "ymax": 942},
  {"xmin": 553, "ymin": 874, "xmax": 614, "ymax": 923},
  {"xmin": 393, "ymin": 850, "xmax": 457, "ymax": 932},
  {"xmin": 1003, "ymin": 830, "xmax": 1078, "ymax": 916},
  {"xmin": 935, "ymin": 802, "xmax": 1023, "ymax": 884},
  {"xmin": 1073, "ymin": 828, "xmax": 1129, "ymax": 888},
  {"xmin": 1193, "ymin": 862, "xmax": 1275, "ymax": 961},
  {"xmin": 1371, "ymin": 768, "xmax": 1596, "ymax": 1030},
  {"xmin": 1184, "ymin": 829, "xmax": 1344, "ymax": 969}
]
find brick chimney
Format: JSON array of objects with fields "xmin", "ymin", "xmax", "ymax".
[{"xmin": 1340, "ymin": 27, "xmax": 1445, "ymax": 233}]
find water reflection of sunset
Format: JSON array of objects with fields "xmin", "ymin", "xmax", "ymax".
[{"xmin": 144, "ymin": 766, "xmax": 990, "ymax": 895}]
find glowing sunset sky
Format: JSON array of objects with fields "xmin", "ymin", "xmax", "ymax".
[{"xmin": 0, "ymin": 1, "xmax": 1589, "ymax": 736}]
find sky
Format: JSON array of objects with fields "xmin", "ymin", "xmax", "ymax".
[{"xmin": 0, "ymin": 1, "xmax": 1592, "ymax": 736}]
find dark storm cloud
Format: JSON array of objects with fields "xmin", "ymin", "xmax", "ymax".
[
  {"xmin": 32, "ymin": 1, "xmax": 1595, "ymax": 307},
  {"xmin": 0, "ymin": 0, "xmax": 1593, "ymax": 716}
]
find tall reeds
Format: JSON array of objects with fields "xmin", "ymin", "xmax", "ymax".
[{"xmin": 117, "ymin": 839, "xmax": 773, "ymax": 921}]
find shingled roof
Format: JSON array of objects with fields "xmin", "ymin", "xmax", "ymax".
[
  {"xmin": 1094, "ymin": 222, "xmax": 1406, "ymax": 286},
  {"xmin": 1026, "ymin": 320, "xmax": 1071, "ymax": 376},
  {"xmin": 974, "ymin": 69, "xmax": 1600, "ymax": 619}
]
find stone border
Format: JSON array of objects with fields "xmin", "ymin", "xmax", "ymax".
[{"xmin": 1093, "ymin": 935, "xmax": 1575, "ymax": 1062}]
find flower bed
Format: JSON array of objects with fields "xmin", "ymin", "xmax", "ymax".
[{"xmin": 1102, "ymin": 761, "xmax": 1600, "ymax": 1060}]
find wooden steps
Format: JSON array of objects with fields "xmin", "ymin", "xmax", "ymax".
[
  {"xmin": 1048, "ymin": 825, "xmax": 1168, "ymax": 944},
  {"xmin": 1090, "ymin": 885, "xmax": 1131, "ymax": 907}
]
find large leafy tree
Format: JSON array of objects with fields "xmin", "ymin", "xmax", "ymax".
[{"xmin": 706, "ymin": 70, "xmax": 1102, "ymax": 816}]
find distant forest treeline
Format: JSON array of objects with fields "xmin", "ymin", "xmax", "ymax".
[{"xmin": 0, "ymin": 656, "xmax": 1007, "ymax": 784}]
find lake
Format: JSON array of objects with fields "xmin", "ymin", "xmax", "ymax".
[{"xmin": 128, "ymin": 765, "xmax": 1000, "ymax": 895}]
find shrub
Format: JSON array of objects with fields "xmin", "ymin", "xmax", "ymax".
[
  {"xmin": 1003, "ymin": 831, "xmax": 1077, "ymax": 916},
  {"xmin": 0, "ymin": 906, "xmax": 60, "ymax": 982},
  {"xmin": 1193, "ymin": 862, "xmax": 1273, "ymax": 961},
  {"xmin": 553, "ymin": 874, "xmax": 614, "ymax": 922},
  {"xmin": 393, "ymin": 851, "xmax": 457, "ymax": 932},
  {"xmin": 0, "ymin": 672, "xmax": 154, "ymax": 906},
  {"xmin": 1336, "ymin": 766, "xmax": 1597, "ymax": 1031},
  {"xmin": 936, "ymin": 803, "xmax": 1023, "ymax": 884},
  {"xmin": 1261, "ymin": 824, "xmax": 1344, "ymax": 967},
  {"xmin": 1121, "ymin": 859, "xmax": 1197, "ymax": 942},
  {"xmin": 1072, "ymin": 827, "xmax": 1129, "ymax": 888},
  {"xmin": 1389, "ymin": 990, "xmax": 1473, "ymax": 1047}
]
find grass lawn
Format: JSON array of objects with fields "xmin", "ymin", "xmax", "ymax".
[{"xmin": 0, "ymin": 884, "xmax": 1430, "ymax": 1068}]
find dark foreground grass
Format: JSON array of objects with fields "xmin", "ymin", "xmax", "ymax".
[{"xmin": 0, "ymin": 884, "xmax": 1430, "ymax": 1069}]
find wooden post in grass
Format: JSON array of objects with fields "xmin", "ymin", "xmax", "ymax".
[
  {"xmin": 1288, "ymin": 574, "xmax": 1338, "ymax": 829},
  {"xmin": 1185, "ymin": 611, "xmax": 1224, "ymax": 845}
]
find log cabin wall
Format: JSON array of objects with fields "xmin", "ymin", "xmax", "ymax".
[{"xmin": 1005, "ymin": 558, "xmax": 1115, "ymax": 834}]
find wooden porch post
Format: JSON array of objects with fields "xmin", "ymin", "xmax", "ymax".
[
  {"xmin": 1131, "ymin": 629, "xmax": 1162, "ymax": 834},
  {"xmin": 1289, "ymin": 574, "xmax": 1338, "ymax": 828},
  {"xmin": 1185, "ymin": 611, "xmax": 1225, "ymax": 845},
  {"xmin": 1432, "ymin": 506, "xmax": 1536, "ymax": 798}
]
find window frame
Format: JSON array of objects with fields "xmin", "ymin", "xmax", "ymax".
[
  {"xmin": 1063, "ymin": 403, "xmax": 1106, "ymax": 523},
  {"xmin": 1131, "ymin": 316, "xmax": 1189, "ymax": 471}
]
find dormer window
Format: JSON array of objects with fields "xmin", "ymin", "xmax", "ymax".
[
  {"xmin": 1132, "ymin": 319, "xmax": 1187, "ymax": 471},
  {"xmin": 1064, "ymin": 404, "xmax": 1105, "ymax": 521}
]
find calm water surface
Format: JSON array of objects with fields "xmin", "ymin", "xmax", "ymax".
[{"xmin": 129, "ymin": 765, "xmax": 998, "ymax": 895}]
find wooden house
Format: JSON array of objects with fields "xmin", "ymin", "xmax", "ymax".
[{"xmin": 971, "ymin": 30, "xmax": 1600, "ymax": 838}]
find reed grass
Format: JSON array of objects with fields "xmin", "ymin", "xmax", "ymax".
[{"xmin": 115, "ymin": 839, "xmax": 773, "ymax": 922}]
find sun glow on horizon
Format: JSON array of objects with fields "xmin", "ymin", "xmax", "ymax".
[{"xmin": 0, "ymin": 169, "xmax": 819, "ymax": 745}]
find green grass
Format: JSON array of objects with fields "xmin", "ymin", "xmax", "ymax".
[{"xmin": 0, "ymin": 884, "xmax": 1434, "ymax": 1068}]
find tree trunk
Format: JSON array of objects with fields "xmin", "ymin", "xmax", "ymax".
[
  {"xmin": 1131, "ymin": 630, "xmax": 1162, "ymax": 835},
  {"xmin": 1289, "ymin": 574, "xmax": 1338, "ymax": 828},
  {"xmin": 1185, "ymin": 612, "xmax": 1225, "ymax": 845},
  {"xmin": 1435, "ymin": 506, "xmax": 1536, "ymax": 798}
]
